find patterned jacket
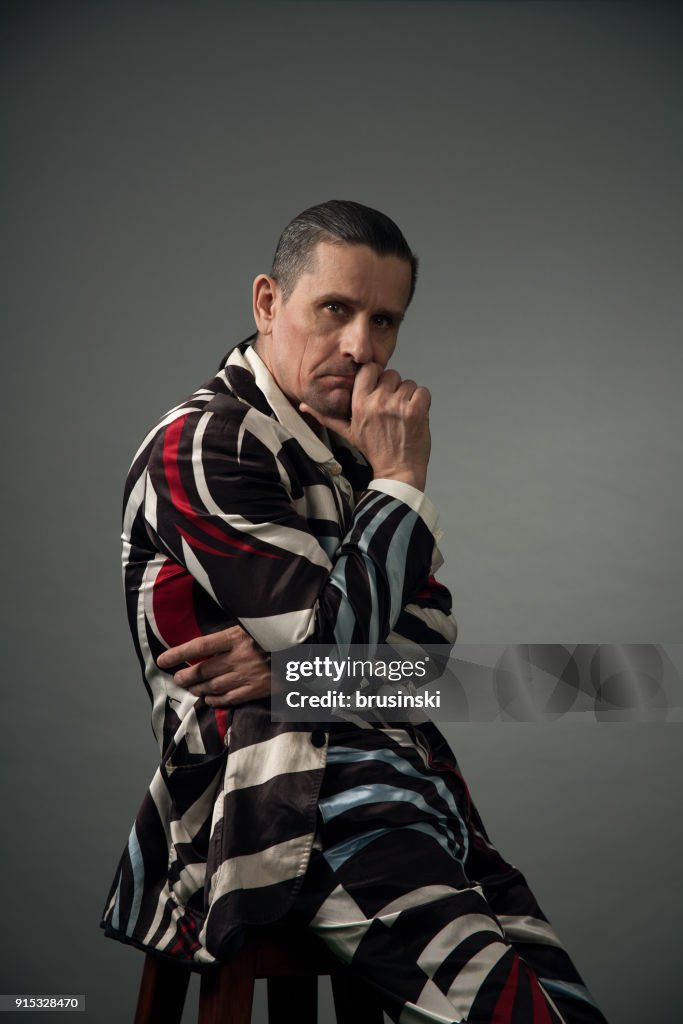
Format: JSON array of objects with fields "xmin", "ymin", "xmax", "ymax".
[{"xmin": 100, "ymin": 335, "xmax": 459, "ymax": 967}]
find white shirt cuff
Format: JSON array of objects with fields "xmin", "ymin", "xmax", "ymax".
[{"xmin": 368, "ymin": 479, "xmax": 441, "ymax": 537}]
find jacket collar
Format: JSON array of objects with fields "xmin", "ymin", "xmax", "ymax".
[{"xmin": 218, "ymin": 335, "xmax": 371, "ymax": 487}]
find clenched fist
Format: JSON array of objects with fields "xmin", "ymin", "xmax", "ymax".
[{"xmin": 300, "ymin": 361, "xmax": 431, "ymax": 491}]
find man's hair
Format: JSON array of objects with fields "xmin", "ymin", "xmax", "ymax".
[{"xmin": 270, "ymin": 199, "xmax": 418, "ymax": 307}]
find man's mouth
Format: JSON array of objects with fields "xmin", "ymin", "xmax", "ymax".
[{"xmin": 323, "ymin": 374, "xmax": 356, "ymax": 389}]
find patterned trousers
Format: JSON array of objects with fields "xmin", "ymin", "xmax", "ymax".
[{"xmin": 283, "ymin": 722, "xmax": 609, "ymax": 1024}]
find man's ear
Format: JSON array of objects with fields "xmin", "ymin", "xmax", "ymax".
[{"xmin": 252, "ymin": 274, "xmax": 280, "ymax": 335}]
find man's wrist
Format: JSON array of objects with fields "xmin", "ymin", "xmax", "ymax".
[{"xmin": 371, "ymin": 468, "xmax": 426, "ymax": 492}]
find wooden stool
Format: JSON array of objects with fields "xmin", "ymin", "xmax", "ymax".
[{"xmin": 134, "ymin": 925, "xmax": 385, "ymax": 1024}]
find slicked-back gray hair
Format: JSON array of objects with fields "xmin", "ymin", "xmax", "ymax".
[{"xmin": 270, "ymin": 199, "xmax": 418, "ymax": 306}]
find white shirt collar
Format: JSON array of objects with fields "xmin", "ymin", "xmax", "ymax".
[{"xmin": 239, "ymin": 341, "xmax": 344, "ymax": 471}]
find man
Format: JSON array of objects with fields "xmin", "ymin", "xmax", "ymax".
[{"xmin": 101, "ymin": 201, "xmax": 607, "ymax": 1023}]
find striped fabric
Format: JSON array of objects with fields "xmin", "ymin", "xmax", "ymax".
[
  {"xmin": 100, "ymin": 335, "xmax": 458, "ymax": 966},
  {"xmin": 285, "ymin": 722, "xmax": 609, "ymax": 1023}
]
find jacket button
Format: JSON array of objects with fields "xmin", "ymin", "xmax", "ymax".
[{"xmin": 310, "ymin": 729, "xmax": 326, "ymax": 748}]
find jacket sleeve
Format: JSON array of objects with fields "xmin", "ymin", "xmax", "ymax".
[
  {"xmin": 364, "ymin": 480, "xmax": 458, "ymax": 652},
  {"xmin": 390, "ymin": 575, "xmax": 458, "ymax": 647},
  {"xmin": 143, "ymin": 405, "xmax": 442, "ymax": 653}
]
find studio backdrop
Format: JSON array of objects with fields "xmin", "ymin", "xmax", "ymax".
[{"xmin": 1, "ymin": 2, "xmax": 681, "ymax": 1022}]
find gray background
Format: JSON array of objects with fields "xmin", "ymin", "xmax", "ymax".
[{"xmin": 1, "ymin": 1, "xmax": 681, "ymax": 1021}]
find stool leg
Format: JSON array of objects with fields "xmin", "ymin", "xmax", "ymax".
[
  {"xmin": 199, "ymin": 951, "xmax": 256, "ymax": 1024},
  {"xmin": 134, "ymin": 953, "xmax": 191, "ymax": 1024},
  {"xmin": 330, "ymin": 969, "xmax": 385, "ymax": 1024},
  {"xmin": 268, "ymin": 975, "xmax": 318, "ymax": 1024}
]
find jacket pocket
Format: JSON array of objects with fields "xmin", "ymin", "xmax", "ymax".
[{"xmin": 161, "ymin": 745, "xmax": 229, "ymax": 911}]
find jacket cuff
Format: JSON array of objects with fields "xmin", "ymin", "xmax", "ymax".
[{"xmin": 367, "ymin": 478, "xmax": 440, "ymax": 536}]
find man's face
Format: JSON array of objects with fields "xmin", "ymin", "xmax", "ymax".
[{"xmin": 258, "ymin": 240, "xmax": 412, "ymax": 420}]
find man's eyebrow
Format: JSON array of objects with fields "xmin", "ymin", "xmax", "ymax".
[{"xmin": 317, "ymin": 292, "xmax": 405, "ymax": 323}]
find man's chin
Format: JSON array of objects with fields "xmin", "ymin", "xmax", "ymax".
[{"xmin": 304, "ymin": 390, "xmax": 352, "ymax": 423}]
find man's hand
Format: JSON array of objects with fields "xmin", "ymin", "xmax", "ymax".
[
  {"xmin": 156, "ymin": 624, "xmax": 271, "ymax": 707},
  {"xmin": 300, "ymin": 361, "xmax": 431, "ymax": 492}
]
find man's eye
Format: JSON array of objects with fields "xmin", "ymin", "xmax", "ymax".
[
  {"xmin": 325, "ymin": 302, "xmax": 344, "ymax": 314},
  {"xmin": 372, "ymin": 315, "xmax": 393, "ymax": 328}
]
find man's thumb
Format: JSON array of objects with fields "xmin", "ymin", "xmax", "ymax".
[{"xmin": 299, "ymin": 402, "xmax": 351, "ymax": 439}]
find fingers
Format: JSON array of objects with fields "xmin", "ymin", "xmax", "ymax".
[
  {"xmin": 350, "ymin": 361, "xmax": 384, "ymax": 401},
  {"xmin": 375, "ymin": 368, "xmax": 402, "ymax": 393},
  {"xmin": 156, "ymin": 623, "xmax": 247, "ymax": 670},
  {"xmin": 168, "ymin": 642, "xmax": 267, "ymax": 688},
  {"xmin": 205, "ymin": 681, "xmax": 271, "ymax": 707},
  {"xmin": 408, "ymin": 384, "xmax": 431, "ymax": 416},
  {"xmin": 373, "ymin": 373, "xmax": 429, "ymax": 411},
  {"xmin": 169, "ymin": 653, "xmax": 233, "ymax": 689},
  {"xmin": 190, "ymin": 670, "xmax": 267, "ymax": 698},
  {"xmin": 193, "ymin": 671, "xmax": 272, "ymax": 706},
  {"xmin": 189, "ymin": 671, "xmax": 241, "ymax": 697},
  {"xmin": 159, "ymin": 624, "xmax": 271, "ymax": 708},
  {"xmin": 366, "ymin": 369, "xmax": 429, "ymax": 405},
  {"xmin": 397, "ymin": 378, "xmax": 416, "ymax": 399}
]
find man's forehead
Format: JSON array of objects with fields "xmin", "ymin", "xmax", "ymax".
[{"xmin": 299, "ymin": 240, "xmax": 411, "ymax": 301}]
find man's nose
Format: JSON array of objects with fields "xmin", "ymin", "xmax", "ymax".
[{"xmin": 339, "ymin": 318, "xmax": 373, "ymax": 364}]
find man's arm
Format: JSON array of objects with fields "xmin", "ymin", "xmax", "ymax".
[
  {"xmin": 145, "ymin": 402, "xmax": 437, "ymax": 658},
  {"xmin": 151, "ymin": 359, "xmax": 455, "ymax": 700},
  {"xmin": 159, "ymin": 573, "xmax": 457, "ymax": 705},
  {"xmin": 154, "ymin": 482, "xmax": 456, "ymax": 707}
]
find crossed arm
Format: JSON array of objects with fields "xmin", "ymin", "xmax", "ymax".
[
  {"xmin": 156, "ymin": 569, "xmax": 456, "ymax": 708},
  {"xmin": 145, "ymin": 370, "xmax": 456, "ymax": 707}
]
